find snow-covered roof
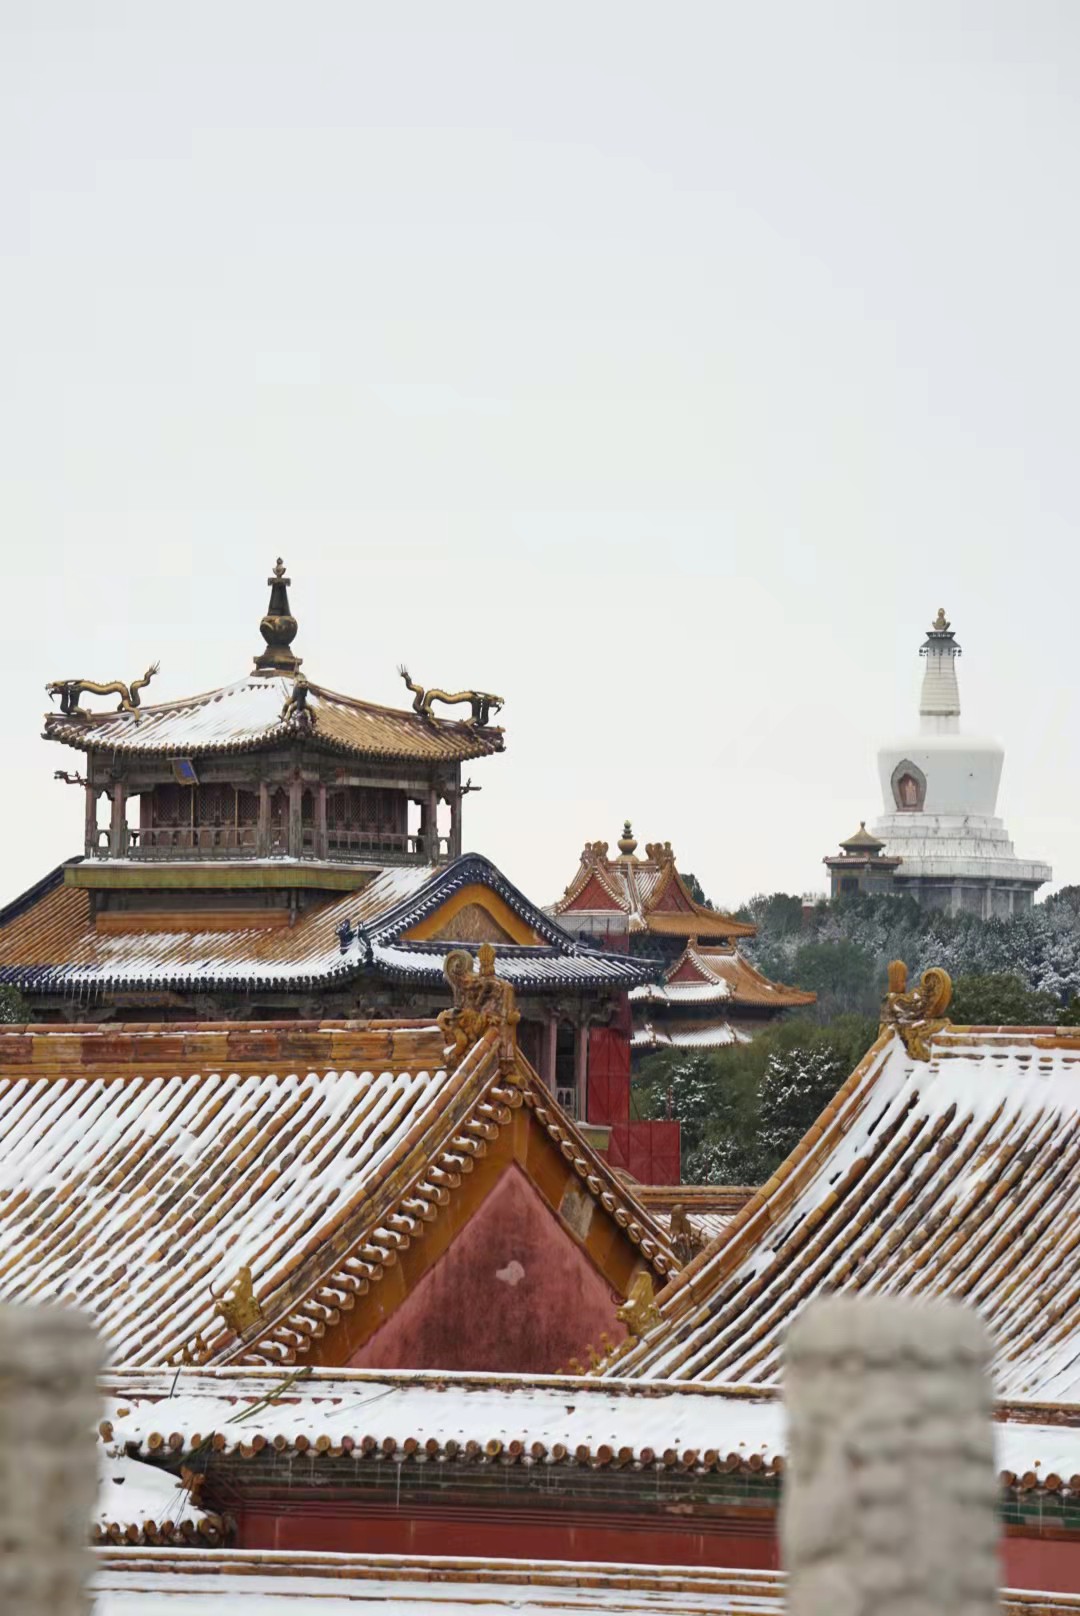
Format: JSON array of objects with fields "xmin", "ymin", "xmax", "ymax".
[
  {"xmin": 97, "ymin": 1367, "xmax": 785, "ymax": 1473},
  {"xmin": 629, "ymin": 943, "xmax": 815, "ymax": 1011},
  {"xmin": 0, "ymin": 1019, "xmax": 674, "ymax": 1368},
  {"xmin": 0, "ymin": 854, "xmax": 656, "ymax": 996},
  {"xmin": 631, "ymin": 1020, "xmax": 752, "ymax": 1051},
  {"xmin": 44, "ymin": 674, "xmax": 504, "ymax": 763},
  {"xmin": 91, "ymin": 1550, "xmax": 785, "ymax": 1615},
  {"xmin": 608, "ymin": 1024, "xmax": 1080, "ymax": 1400},
  {"xmin": 551, "ymin": 837, "xmax": 755, "ymax": 941},
  {"xmin": 87, "ymin": 1548, "xmax": 1080, "ymax": 1615}
]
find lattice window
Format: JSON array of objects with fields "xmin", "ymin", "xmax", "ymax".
[
  {"xmin": 196, "ymin": 784, "xmax": 234, "ymax": 827},
  {"xmin": 150, "ymin": 785, "xmax": 186, "ymax": 828},
  {"xmin": 236, "ymin": 790, "xmax": 258, "ymax": 827},
  {"xmin": 301, "ymin": 789, "xmax": 315, "ymax": 827}
]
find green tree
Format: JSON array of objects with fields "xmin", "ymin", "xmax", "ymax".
[
  {"xmin": 681, "ymin": 872, "xmax": 713, "ymax": 910},
  {"xmin": 0, "ymin": 986, "xmax": 28, "ymax": 1024},
  {"xmin": 949, "ymin": 973, "xmax": 1056, "ymax": 1026}
]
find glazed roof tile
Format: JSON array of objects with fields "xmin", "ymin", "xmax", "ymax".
[
  {"xmin": 87, "ymin": 1551, "xmax": 1080, "ymax": 1616},
  {"xmin": 91, "ymin": 1550, "xmax": 787, "ymax": 1614},
  {"xmin": 0, "ymin": 1020, "xmax": 674, "ymax": 1367},
  {"xmin": 44, "ymin": 675, "xmax": 503, "ymax": 763},
  {"xmin": 629, "ymin": 943, "xmax": 816, "ymax": 1010},
  {"xmin": 630, "ymin": 1020, "xmax": 752, "ymax": 1051},
  {"xmin": 97, "ymin": 1367, "xmax": 785, "ymax": 1472},
  {"xmin": 609, "ymin": 1024, "xmax": 1080, "ymax": 1398},
  {"xmin": 0, "ymin": 855, "xmax": 657, "ymax": 996},
  {"xmin": 552, "ymin": 839, "xmax": 755, "ymax": 941},
  {"xmin": 97, "ymin": 1367, "xmax": 1080, "ymax": 1507}
]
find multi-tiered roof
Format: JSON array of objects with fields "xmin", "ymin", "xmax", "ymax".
[{"xmin": 552, "ymin": 827, "xmax": 814, "ymax": 1049}]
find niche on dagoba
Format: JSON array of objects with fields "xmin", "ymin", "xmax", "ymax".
[{"xmin": 891, "ymin": 759, "xmax": 927, "ymax": 812}]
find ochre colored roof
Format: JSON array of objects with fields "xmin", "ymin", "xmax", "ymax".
[
  {"xmin": 630, "ymin": 942, "xmax": 816, "ymax": 1010},
  {"xmin": 92, "ymin": 1547, "xmax": 787, "ymax": 1613},
  {"xmin": 0, "ymin": 856, "xmax": 655, "ymax": 995},
  {"xmin": 0, "ymin": 1020, "xmax": 675, "ymax": 1368},
  {"xmin": 552, "ymin": 838, "xmax": 755, "ymax": 940},
  {"xmin": 608, "ymin": 1023, "xmax": 1080, "ymax": 1399},
  {"xmin": 630, "ymin": 1019, "xmax": 752, "ymax": 1051},
  {"xmin": 43, "ymin": 674, "xmax": 503, "ymax": 763},
  {"xmin": 86, "ymin": 1551, "xmax": 1080, "ymax": 1616}
]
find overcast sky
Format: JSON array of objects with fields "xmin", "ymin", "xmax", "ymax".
[{"xmin": 1, "ymin": 3, "xmax": 1077, "ymax": 913}]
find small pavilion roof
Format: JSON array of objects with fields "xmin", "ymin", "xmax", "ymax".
[
  {"xmin": 0, "ymin": 1014, "xmax": 674, "ymax": 1370},
  {"xmin": 605, "ymin": 1015, "xmax": 1080, "ymax": 1399},
  {"xmin": 0, "ymin": 854, "xmax": 657, "ymax": 997},
  {"xmin": 839, "ymin": 820, "xmax": 886, "ymax": 853},
  {"xmin": 631, "ymin": 1019, "xmax": 752, "ymax": 1052},
  {"xmin": 43, "ymin": 674, "xmax": 503, "ymax": 764},
  {"xmin": 552, "ymin": 832, "xmax": 755, "ymax": 941},
  {"xmin": 42, "ymin": 559, "xmax": 504, "ymax": 764},
  {"xmin": 629, "ymin": 941, "xmax": 816, "ymax": 1011}
]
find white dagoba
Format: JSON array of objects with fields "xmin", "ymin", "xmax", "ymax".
[{"xmin": 872, "ymin": 609, "xmax": 1050, "ymax": 918}]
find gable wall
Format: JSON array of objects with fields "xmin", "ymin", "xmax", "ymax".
[{"xmin": 347, "ymin": 1164, "xmax": 626, "ymax": 1372}]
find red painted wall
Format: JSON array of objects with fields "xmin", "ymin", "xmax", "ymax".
[
  {"xmin": 588, "ymin": 1022, "xmax": 630, "ymax": 1126},
  {"xmin": 1001, "ymin": 1532, "xmax": 1080, "ymax": 1593},
  {"xmin": 348, "ymin": 1165, "xmax": 626, "ymax": 1373},
  {"xmin": 606, "ymin": 1121, "xmax": 682, "ymax": 1185},
  {"xmin": 239, "ymin": 1503, "xmax": 780, "ymax": 1569}
]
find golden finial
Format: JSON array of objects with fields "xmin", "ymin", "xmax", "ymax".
[
  {"xmin": 253, "ymin": 559, "xmax": 302, "ymax": 677},
  {"xmin": 617, "ymin": 820, "xmax": 638, "ymax": 856}
]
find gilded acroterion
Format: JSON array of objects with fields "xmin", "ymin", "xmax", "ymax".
[
  {"xmin": 399, "ymin": 666, "xmax": 503, "ymax": 727},
  {"xmin": 46, "ymin": 663, "xmax": 159, "ymax": 717},
  {"xmin": 880, "ymin": 959, "xmax": 952, "ymax": 1061}
]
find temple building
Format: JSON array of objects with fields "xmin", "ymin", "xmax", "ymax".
[
  {"xmin": 552, "ymin": 827, "xmax": 814, "ymax": 1059},
  {"xmin": 825, "ymin": 609, "xmax": 1051, "ymax": 915},
  {"xmin": 0, "ymin": 562, "xmax": 660, "ymax": 1132},
  {"xmin": 823, "ymin": 821, "xmax": 902, "ymax": 898},
  {"xmin": 67, "ymin": 959, "xmax": 1080, "ymax": 1597}
]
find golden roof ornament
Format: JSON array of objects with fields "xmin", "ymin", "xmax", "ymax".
[
  {"xmin": 617, "ymin": 820, "xmax": 638, "ymax": 856},
  {"xmin": 46, "ymin": 662, "xmax": 159, "ymax": 717},
  {"xmin": 880, "ymin": 959, "xmax": 952, "ymax": 1061},
  {"xmin": 615, "ymin": 1270, "xmax": 662, "ymax": 1341},
  {"xmin": 398, "ymin": 666, "xmax": 504, "ymax": 728},
  {"xmin": 253, "ymin": 558, "xmax": 302, "ymax": 676},
  {"xmin": 931, "ymin": 607, "xmax": 950, "ymax": 632},
  {"xmin": 438, "ymin": 943, "xmax": 521, "ymax": 1075},
  {"xmin": 211, "ymin": 1264, "xmax": 265, "ymax": 1337}
]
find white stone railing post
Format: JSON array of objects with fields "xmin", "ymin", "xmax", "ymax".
[
  {"xmin": 782, "ymin": 1297, "xmax": 1000, "ymax": 1616},
  {"xmin": 0, "ymin": 1305, "xmax": 102, "ymax": 1616}
]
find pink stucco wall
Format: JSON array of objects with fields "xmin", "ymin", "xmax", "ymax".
[{"xmin": 348, "ymin": 1164, "xmax": 627, "ymax": 1373}]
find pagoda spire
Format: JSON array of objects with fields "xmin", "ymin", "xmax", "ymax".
[
  {"xmin": 918, "ymin": 607, "xmax": 961, "ymax": 731},
  {"xmin": 253, "ymin": 558, "xmax": 302, "ymax": 676}
]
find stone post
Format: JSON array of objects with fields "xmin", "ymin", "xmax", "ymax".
[
  {"xmin": 781, "ymin": 1296, "xmax": 1000, "ymax": 1616},
  {"xmin": 0, "ymin": 1304, "xmax": 102, "ymax": 1615}
]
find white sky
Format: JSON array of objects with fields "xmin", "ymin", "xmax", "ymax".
[{"xmin": 1, "ymin": 3, "xmax": 1077, "ymax": 913}]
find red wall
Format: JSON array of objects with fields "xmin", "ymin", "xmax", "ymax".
[
  {"xmin": 347, "ymin": 1165, "xmax": 626, "ymax": 1373},
  {"xmin": 588, "ymin": 1012, "xmax": 681, "ymax": 1183},
  {"xmin": 1001, "ymin": 1532, "xmax": 1080, "ymax": 1593},
  {"xmin": 239, "ymin": 1502, "xmax": 780, "ymax": 1569}
]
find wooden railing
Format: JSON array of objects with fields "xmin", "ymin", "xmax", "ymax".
[{"xmin": 111, "ymin": 826, "xmax": 452, "ymax": 863}]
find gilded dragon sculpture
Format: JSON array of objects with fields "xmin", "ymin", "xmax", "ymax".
[
  {"xmin": 47, "ymin": 662, "xmax": 159, "ymax": 716},
  {"xmin": 399, "ymin": 666, "xmax": 503, "ymax": 727}
]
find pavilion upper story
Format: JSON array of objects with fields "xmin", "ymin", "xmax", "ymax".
[{"xmin": 44, "ymin": 560, "xmax": 505, "ymax": 870}]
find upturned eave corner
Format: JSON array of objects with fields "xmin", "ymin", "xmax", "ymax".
[{"xmin": 879, "ymin": 958, "xmax": 953, "ymax": 1061}]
